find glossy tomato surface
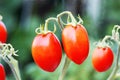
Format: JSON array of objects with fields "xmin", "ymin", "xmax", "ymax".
[
  {"xmin": 0, "ymin": 21, "xmax": 7, "ymax": 43},
  {"xmin": 92, "ymin": 47, "xmax": 114, "ymax": 72},
  {"xmin": 62, "ymin": 24, "xmax": 89, "ymax": 64},
  {"xmin": 0, "ymin": 63, "xmax": 6, "ymax": 80},
  {"xmin": 32, "ymin": 32, "xmax": 62, "ymax": 72}
]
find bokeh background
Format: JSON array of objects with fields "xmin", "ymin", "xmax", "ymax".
[{"xmin": 0, "ymin": 0, "xmax": 120, "ymax": 80}]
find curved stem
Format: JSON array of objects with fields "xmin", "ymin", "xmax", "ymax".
[
  {"xmin": 44, "ymin": 17, "xmax": 57, "ymax": 33},
  {"xmin": 102, "ymin": 36, "xmax": 112, "ymax": 43},
  {"xmin": 57, "ymin": 11, "xmax": 77, "ymax": 26},
  {"xmin": 112, "ymin": 25, "xmax": 120, "ymax": 41},
  {"xmin": 57, "ymin": 17, "xmax": 64, "ymax": 31},
  {"xmin": 58, "ymin": 56, "xmax": 71, "ymax": 80},
  {"xmin": 107, "ymin": 42, "xmax": 120, "ymax": 80},
  {"xmin": 97, "ymin": 35, "xmax": 113, "ymax": 47},
  {"xmin": 35, "ymin": 24, "xmax": 43, "ymax": 34},
  {"xmin": 35, "ymin": 17, "xmax": 57, "ymax": 34},
  {"xmin": 58, "ymin": 17, "xmax": 64, "ymax": 31}
]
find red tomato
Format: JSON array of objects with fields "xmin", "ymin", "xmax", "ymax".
[
  {"xmin": 62, "ymin": 24, "xmax": 89, "ymax": 64},
  {"xmin": 0, "ymin": 63, "xmax": 6, "ymax": 80},
  {"xmin": 92, "ymin": 47, "xmax": 114, "ymax": 72},
  {"xmin": 0, "ymin": 21, "xmax": 7, "ymax": 43},
  {"xmin": 32, "ymin": 32, "xmax": 62, "ymax": 72}
]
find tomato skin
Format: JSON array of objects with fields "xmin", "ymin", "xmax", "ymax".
[
  {"xmin": 32, "ymin": 32, "xmax": 62, "ymax": 72},
  {"xmin": 0, "ymin": 21, "xmax": 7, "ymax": 43},
  {"xmin": 62, "ymin": 24, "xmax": 89, "ymax": 64},
  {"xmin": 92, "ymin": 47, "xmax": 114, "ymax": 72},
  {"xmin": 0, "ymin": 63, "xmax": 6, "ymax": 80}
]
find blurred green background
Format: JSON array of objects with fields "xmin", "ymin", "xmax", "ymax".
[{"xmin": 0, "ymin": 0, "xmax": 120, "ymax": 80}]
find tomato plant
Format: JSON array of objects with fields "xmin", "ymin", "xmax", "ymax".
[
  {"xmin": 92, "ymin": 47, "xmax": 114, "ymax": 72},
  {"xmin": 32, "ymin": 18, "xmax": 62, "ymax": 72},
  {"xmin": 31, "ymin": 11, "xmax": 120, "ymax": 80},
  {"xmin": 62, "ymin": 24, "xmax": 89, "ymax": 64},
  {"xmin": 0, "ymin": 18, "xmax": 7, "ymax": 43},
  {"xmin": 0, "ymin": 63, "xmax": 6, "ymax": 80},
  {"xmin": 1, "ymin": 11, "xmax": 120, "ymax": 80}
]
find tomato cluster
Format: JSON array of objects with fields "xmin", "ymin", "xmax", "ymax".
[
  {"xmin": 31, "ymin": 11, "xmax": 115, "ymax": 74},
  {"xmin": 31, "ymin": 11, "xmax": 90, "ymax": 72},
  {"xmin": 0, "ymin": 18, "xmax": 7, "ymax": 80},
  {"xmin": 0, "ymin": 11, "xmax": 116, "ymax": 80}
]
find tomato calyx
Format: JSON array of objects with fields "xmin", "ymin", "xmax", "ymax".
[
  {"xmin": 95, "ymin": 25, "xmax": 120, "ymax": 48},
  {"xmin": 0, "ymin": 43, "xmax": 18, "ymax": 57},
  {"xmin": 57, "ymin": 11, "xmax": 83, "ymax": 28},
  {"xmin": 95, "ymin": 36, "xmax": 112, "ymax": 49},
  {"xmin": 35, "ymin": 17, "xmax": 57, "ymax": 35}
]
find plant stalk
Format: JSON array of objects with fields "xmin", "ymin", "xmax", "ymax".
[
  {"xmin": 107, "ymin": 42, "xmax": 120, "ymax": 80},
  {"xmin": 0, "ymin": 43, "xmax": 21, "ymax": 80},
  {"xmin": 58, "ymin": 56, "xmax": 71, "ymax": 80},
  {"xmin": 57, "ymin": 11, "xmax": 75, "ymax": 80},
  {"xmin": 3, "ymin": 56, "xmax": 21, "ymax": 80}
]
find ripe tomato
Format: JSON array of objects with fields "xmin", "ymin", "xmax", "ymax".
[
  {"xmin": 62, "ymin": 24, "xmax": 89, "ymax": 64},
  {"xmin": 32, "ymin": 32, "xmax": 62, "ymax": 72},
  {"xmin": 0, "ymin": 63, "xmax": 6, "ymax": 80},
  {"xmin": 0, "ymin": 21, "xmax": 7, "ymax": 43},
  {"xmin": 92, "ymin": 47, "xmax": 114, "ymax": 72}
]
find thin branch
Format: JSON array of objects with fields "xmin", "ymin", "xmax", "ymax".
[
  {"xmin": 107, "ymin": 43, "xmax": 120, "ymax": 80},
  {"xmin": 58, "ymin": 56, "xmax": 71, "ymax": 80}
]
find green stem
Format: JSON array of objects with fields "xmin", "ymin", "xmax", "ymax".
[
  {"xmin": 57, "ymin": 17, "xmax": 64, "ymax": 31},
  {"xmin": 4, "ymin": 57, "xmax": 21, "ymax": 80},
  {"xmin": 57, "ymin": 11, "xmax": 77, "ymax": 26},
  {"xmin": 107, "ymin": 42, "xmax": 120, "ymax": 80},
  {"xmin": 58, "ymin": 56, "xmax": 71, "ymax": 80},
  {"xmin": 102, "ymin": 36, "xmax": 112, "ymax": 43},
  {"xmin": 44, "ymin": 17, "xmax": 57, "ymax": 33},
  {"xmin": 35, "ymin": 17, "xmax": 57, "ymax": 34},
  {"xmin": 0, "ymin": 43, "xmax": 21, "ymax": 80},
  {"xmin": 57, "ymin": 13, "xmax": 71, "ymax": 80}
]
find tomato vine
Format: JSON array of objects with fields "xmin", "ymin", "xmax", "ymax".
[
  {"xmin": 32, "ymin": 11, "xmax": 120, "ymax": 80},
  {"xmin": 1, "ymin": 11, "xmax": 120, "ymax": 80},
  {"xmin": 0, "ymin": 15, "xmax": 21, "ymax": 80}
]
